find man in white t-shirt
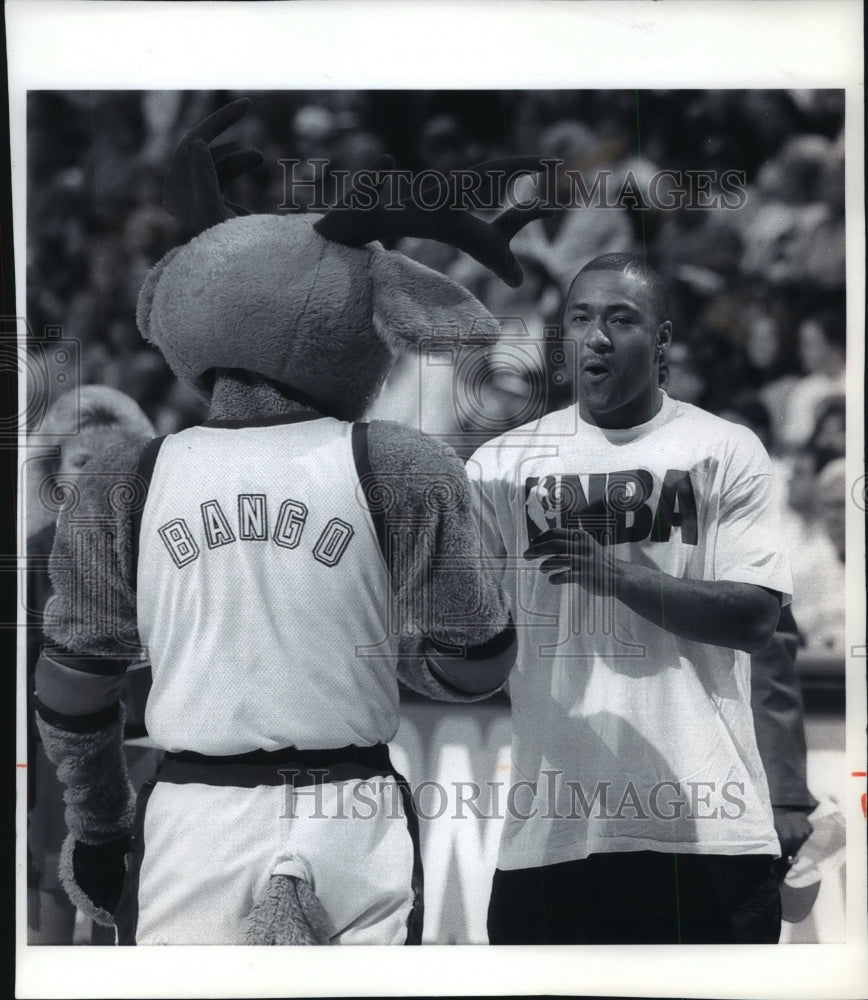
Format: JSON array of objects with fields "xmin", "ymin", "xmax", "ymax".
[{"xmin": 467, "ymin": 254, "xmax": 792, "ymax": 943}]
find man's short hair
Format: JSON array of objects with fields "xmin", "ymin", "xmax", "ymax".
[{"xmin": 568, "ymin": 253, "xmax": 670, "ymax": 327}]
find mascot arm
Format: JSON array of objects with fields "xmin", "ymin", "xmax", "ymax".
[
  {"xmin": 366, "ymin": 420, "xmax": 515, "ymax": 700},
  {"xmin": 34, "ymin": 436, "xmax": 151, "ymax": 923}
]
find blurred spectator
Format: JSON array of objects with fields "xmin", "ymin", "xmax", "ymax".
[
  {"xmin": 789, "ymin": 456, "xmax": 846, "ymax": 653},
  {"xmin": 471, "ymin": 256, "xmax": 562, "ymax": 337},
  {"xmin": 27, "ymin": 387, "xmax": 155, "ymax": 944},
  {"xmin": 781, "ymin": 308, "xmax": 846, "ymax": 449},
  {"xmin": 775, "ymin": 375, "xmax": 845, "ymax": 629},
  {"xmin": 808, "ymin": 394, "xmax": 846, "ymax": 472},
  {"xmin": 655, "ymin": 211, "xmax": 744, "ymax": 336},
  {"xmin": 660, "ymin": 341, "xmax": 707, "ymax": 407},
  {"xmin": 739, "ymin": 133, "xmax": 838, "ymax": 288},
  {"xmin": 789, "ymin": 130, "xmax": 846, "ymax": 290},
  {"xmin": 508, "ymin": 120, "xmax": 635, "ymax": 288},
  {"xmin": 815, "ymin": 457, "xmax": 846, "ymax": 565},
  {"xmin": 783, "ymin": 448, "xmax": 825, "ymax": 546},
  {"xmin": 741, "ymin": 299, "xmax": 801, "ymax": 449}
]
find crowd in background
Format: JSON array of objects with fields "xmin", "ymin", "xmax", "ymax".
[{"xmin": 26, "ymin": 87, "xmax": 848, "ymax": 647}]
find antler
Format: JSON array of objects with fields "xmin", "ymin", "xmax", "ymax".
[
  {"xmin": 163, "ymin": 98, "xmax": 264, "ymax": 234},
  {"xmin": 313, "ymin": 157, "xmax": 553, "ymax": 287},
  {"xmin": 164, "ymin": 99, "xmax": 550, "ymax": 286}
]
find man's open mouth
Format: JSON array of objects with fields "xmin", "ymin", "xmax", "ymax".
[{"xmin": 582, "ymin": 360, "xmax": 610, "ymax": 378}]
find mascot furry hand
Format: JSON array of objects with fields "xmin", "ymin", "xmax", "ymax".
[{"xmin": 35, "ymin": 99, "xmax": 544, "ymax": 944}]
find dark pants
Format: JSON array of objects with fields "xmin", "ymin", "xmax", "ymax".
[{"xmin": 488, "ymin": 851, "xmax": 781, "ymax": 944}]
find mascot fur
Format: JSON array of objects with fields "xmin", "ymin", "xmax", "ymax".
[{"xmin": 34, "ymin": 99, "xmax": 544, "ymax": 944}]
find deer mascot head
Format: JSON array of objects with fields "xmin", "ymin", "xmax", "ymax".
[{"xmin": 137, "ymin": 98, "xmax": 548, "ymax": 421}]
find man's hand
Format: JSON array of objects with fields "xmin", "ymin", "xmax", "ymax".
[
  {"xmin": 773, "ymin": 806, "xmax": 814, "ymax": 862},
  {"xmin": 524, "ymin": 527, "xmax": 616, "ymax": 595},
  {"xmin": 524, "ymin": 527, "xmax": 780, "ymax": 652}
]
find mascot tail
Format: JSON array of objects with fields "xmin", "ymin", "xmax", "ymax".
[{"xmin": 243, "ymin": 873, "xmax": 331, "ymax": 945}]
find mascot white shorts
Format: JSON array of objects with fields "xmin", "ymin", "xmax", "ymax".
[{"xmin": 115, "ymin": 745, "xmax": 422, "ymax": 945}]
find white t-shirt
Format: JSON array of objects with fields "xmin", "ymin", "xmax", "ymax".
[{"xmin": 467, "ymin": 392, "xmax": 792, "ymax": 869}]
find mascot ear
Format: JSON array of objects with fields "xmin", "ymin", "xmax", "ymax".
[
  {"xmin": 135, "ymin": 246, "xmax": 182, "ymax": 344},
  {"xmin": 371, "ymin": 250, "xmax": 499, "ymax": 354}
]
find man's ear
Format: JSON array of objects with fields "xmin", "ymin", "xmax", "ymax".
[
  {"xmin": 370, "ymin": 249, "xmax": 499, "ymax": 355},
  {"xmin": 656, "ymin": 320, "xmax": 673, "ymax": 355}
]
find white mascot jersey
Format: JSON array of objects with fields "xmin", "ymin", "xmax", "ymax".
[{"xmin": 137, "ymin": 417, "xmax": 398, "ymax": 755}]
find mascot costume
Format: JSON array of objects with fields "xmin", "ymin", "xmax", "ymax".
[{"xmin": 34, "ymin": 99, "xmax": 546, "ymax": 945}]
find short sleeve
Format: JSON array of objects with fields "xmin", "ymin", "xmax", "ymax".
[{"xmin": 714, "ymin": 432, "xmax": 793, "ymax": 603}]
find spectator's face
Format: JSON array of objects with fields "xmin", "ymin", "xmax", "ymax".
[
  {"xmin": 58, "ymin": 425, "xmax": 124, "ymax": 475},
  {"xmin": 564, "ymin": 270, "xmax": 670, "ymax": 428}
]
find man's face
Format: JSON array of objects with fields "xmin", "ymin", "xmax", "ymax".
[{"xmin": 564, "ymin": 269, "xmax": 671, "ymax": 428}]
